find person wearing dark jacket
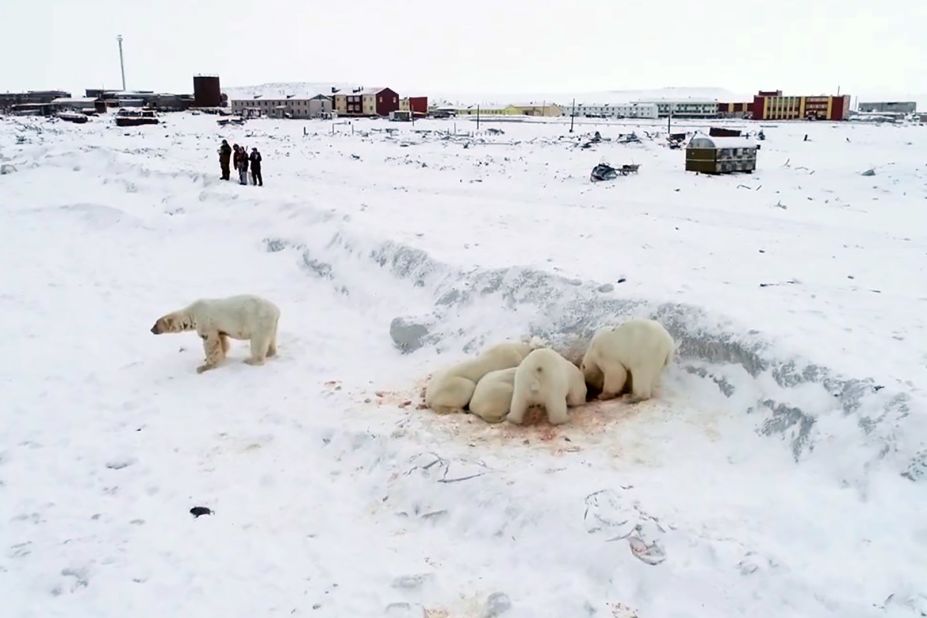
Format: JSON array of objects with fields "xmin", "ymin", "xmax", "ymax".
[
  {"xmin": 218, "ymin": 139, "xmax": 232, "ymax": 180},
  {"xmin": 249, "ymin": 147, "xmax": 263, "ymax": 186},
  {"xmin": 237, "ymin": 145, "xmax": 249, "ymax": 185}
]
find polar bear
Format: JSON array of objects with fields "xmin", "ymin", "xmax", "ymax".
[
  {"xmin": 508, "ymin": 348, "xmax": 587, "ymax": 425},
  {"xmin": 580, "ymin": 318, "xmax": 674, "ymax": 402},
  {"xmin": 469, "ymin": 367, "xmax": 517, "ymax": 423},
  {"xmin": 425, "ymin": 339, "xmax": 541, "ymax": 413},
  {"xmin": 150, "ymin": 294, "xmax": 280, "ymax": 374}
]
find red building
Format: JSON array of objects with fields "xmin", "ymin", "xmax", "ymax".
[
  {"xmin": 361, "ymin": 87, "xmax": 399, "ymax": 116},
  {"xmin": 402, "ymin": 96, "xmax": 428, "ymax": 115},
  {"xmin": 752, "ymin": 90, "xmax": 850, "ymax": 121}
]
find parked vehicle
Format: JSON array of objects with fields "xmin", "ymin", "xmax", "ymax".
[
  {"xmin": 114, "ymin": 108, "xmax": 159, "ymax": 127},
  {"xmin": 57, "ymin": 111, "xmax": 89, "ymax": 124}
]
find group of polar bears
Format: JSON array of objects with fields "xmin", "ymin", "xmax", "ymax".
[
  {"xmin": 150, "ymin": 294, "xmax": 281, "ymax": 373},
  {"xmin": 146, "ymin": 295, "xmax": 674, "ymax": 429},
  {"xmin": 425, "ymin": 318, "xmax": 675, "ymax": 425}
]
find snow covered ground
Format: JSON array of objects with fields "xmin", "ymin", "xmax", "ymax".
[{"xmin": 1, "ymin": 112, "xmax": 925, "ymax": 618}]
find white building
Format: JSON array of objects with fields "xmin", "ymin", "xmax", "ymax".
[
  {"xmin": 613, "ymin": 103, "xmax": 659, "ymax": 118},
  {"xmin": 570, "ymin": 102, "xmax": 658, "ymax": 119},
  {"xmin": 635, "ymin": 100, "xmax": 718, "ymax": 118},
  {"xmin": 231, "ymin": 94, "xmax": 332, "ymax": 119}
]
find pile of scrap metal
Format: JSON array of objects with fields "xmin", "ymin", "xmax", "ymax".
[
  {"xmin": 616, "ymin": 132, "xmax": 641, "ymax": 144},
  {"xmin": 590, "ymin": 163, "xmax": 640, "ymax": 182},
  {"xmin": 667, "ymin": 132, "xmax": 687, "ymax": 149}
]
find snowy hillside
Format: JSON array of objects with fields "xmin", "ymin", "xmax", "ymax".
[{"xmin": 1, "ymin": 112, "xmax": 925, "ymax": 618}]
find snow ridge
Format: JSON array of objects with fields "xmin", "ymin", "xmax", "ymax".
[{"xmin": 260, "ymin": 217, "xmax": 925, "ymax": 484}]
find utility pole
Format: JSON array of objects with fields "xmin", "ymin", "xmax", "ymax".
[
  {"xmin": 476, "ymin": 105, "xmax": 480, "ymax": 131},
  {"xmin": 569, "ymin": 98, "xmax": 575, "ymax": 133},
  {"xmin": 116, "ymin": 35, "xmax": 126, "ymax": 91},
  {"xmin": 667, "ymin": 107, "xmax": 672, "ymax": 134}
]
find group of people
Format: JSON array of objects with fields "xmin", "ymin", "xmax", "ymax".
[{"xmin": 218, "ymin": 139, "xmax": 263, "ymax": 186}]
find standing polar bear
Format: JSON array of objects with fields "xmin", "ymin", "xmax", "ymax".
[
  {"xmin": 151, "ymin": 294, "xmax": 280, "ymax": 374},
  {"xmin": 508, "ymin": 348, "xmax": 587, "ymax": 425},
  {"xmin": 581, "ymin": 318, "xmax": 674, "ymax": 402},
  {"xmin": 469, "ymin": 367, "xmax": 517, "ymax": 423},
  {"xmin": 425, "ymin": 339, "xmax": 541, "ymax": 414}
]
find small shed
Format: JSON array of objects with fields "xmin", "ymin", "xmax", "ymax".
[{"xmin": 686, "ymin": 134, "xmax": 757, "ymax": 174}]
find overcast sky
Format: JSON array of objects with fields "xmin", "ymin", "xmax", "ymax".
[{"xmin": 1, "ymin": 0, "xmax": 924, "ymax": 100}]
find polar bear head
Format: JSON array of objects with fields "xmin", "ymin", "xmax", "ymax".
[{"xmin": 150, "ymin": 311, "xmax": 196, "ymax": 334}]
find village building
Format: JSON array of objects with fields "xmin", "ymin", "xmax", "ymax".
[{"xmin": 752, "ymin": 90, "xmax": 850, "ymax": 121}]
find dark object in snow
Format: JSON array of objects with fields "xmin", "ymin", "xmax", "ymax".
[
  {"xmin": 389, "ymin": 317, "xmax": 430, "ymax": 353},
  {"xmin": 686, "ymin": 134, "xmax": 757, "ymax": 174},
  {"xmin": 190, "ymin": 506, "xmax": 213, "ymax": 518},
  {"xmin": 709, "ymin": 127, "xmax": 741, "ymax": 137},
  {"xmin": 861, "ymin": 168, "xmax": 876, "ymax": 176},
  {"xmin": 590, "ymin": 164, "xmax": 618, "ymax": 181},
  {"xmin": 616, "ymin": 132, "xmax": 641, "ymax": 144},
  {"xmin": 486, "ymin": 128, "xmax": 504, "ymax": 135},
  {"xmin": 617, "ymin": 277, "xmax": 627, "ymax": 284},
  {"xmin": 590, "ymin": 163, "xmax": 639, "ymax": 182},
  {"xmin": 0, "ymin": 163, "xmax": 17, "ymax": 175},
  {"xmin": 114, "ymin": 108, "xmax": 159, "ymax": 127},
  {"xmin": 758, "ymin": 130, "xmax": 766, "ymax": 140}
]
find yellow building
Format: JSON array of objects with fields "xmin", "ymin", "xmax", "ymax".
[
  {"xmin": 454, "ymin": 105, "xmax": 518, "ymax": 116},
  {"xmin": 509, "ymin": 102, "xmax": 562, "ymax": 117}
]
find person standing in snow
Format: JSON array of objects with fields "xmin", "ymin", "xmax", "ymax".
[
  {"xmin": 238, "ymin": 145, "xmax": 249, "ymax": 185},
  {"xmin": 218, "ymin": 139, "xmax": 232, "ymax": 180},
  {"xmin": 232, "ymin": 144, "xmax": 242, "ymax": 177},
  {"xmin": 249, "ymin": 147, "xmax": 263, "ymax": 187}
]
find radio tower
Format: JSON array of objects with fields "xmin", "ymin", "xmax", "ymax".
[{"xmin": 117, "ymin": 35, "xmax": 126, "ymax": 90}]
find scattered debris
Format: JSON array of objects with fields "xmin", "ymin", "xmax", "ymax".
[
  {"xmin": 590, "ymin": 163, "xmax": 639, "ymax": 182},
  {"xmin": 0, "ymin": 163, "xmax": 17, "ymax": 175},
  {"xmin": 189, "ymin": 506, "xmax": 213, "ymax": 518},
  {"xmin": 627, "ymin": 535, "xmax": 667, "ymax": 566},
  {"xmin": 861, "ymin": 168, "xmax": 876, "ymax": 176},
  {"xmin": 759, "ymin": 279, "xmax": 799, "ymax": 288},
  {"xmin": 590, "ymin": 164, "xmax": 618, "ymax": 182}
]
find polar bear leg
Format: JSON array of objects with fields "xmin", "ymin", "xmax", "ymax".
[
  {"xmin": 545, "ymin": 394, "xmax": 569, "ymax": 425},
  {"xmin": 197, "ymin": 333, "xmax": 225, "ymax": 373},
  {"xmin": 582, "ymin": 356, "xmax": 604, "ymax": 391},
  {"xmin": 599, "ymin": 363, "xmax": 628, "ymax": 400},
  {"xmin": 627, "ymin": 363, "xmax": 657, "ymax": 402},
  {"xmin": 266, "ymin": 316, "xmax": 279, "ymax": 357},
  {"xmin": 566, "ymin": 367, "xmax": 588, "ymax": 407},
  {"xmin": 245, "ymin": 331, "xmax": 272, "ymax": 366},
  {"xmin": 219, "ymin": 333, "xmax": 230, "ymax": 355},
  {"xmin": 507, "ymin": 389, "xmax": 529, "ymax": 425}
]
